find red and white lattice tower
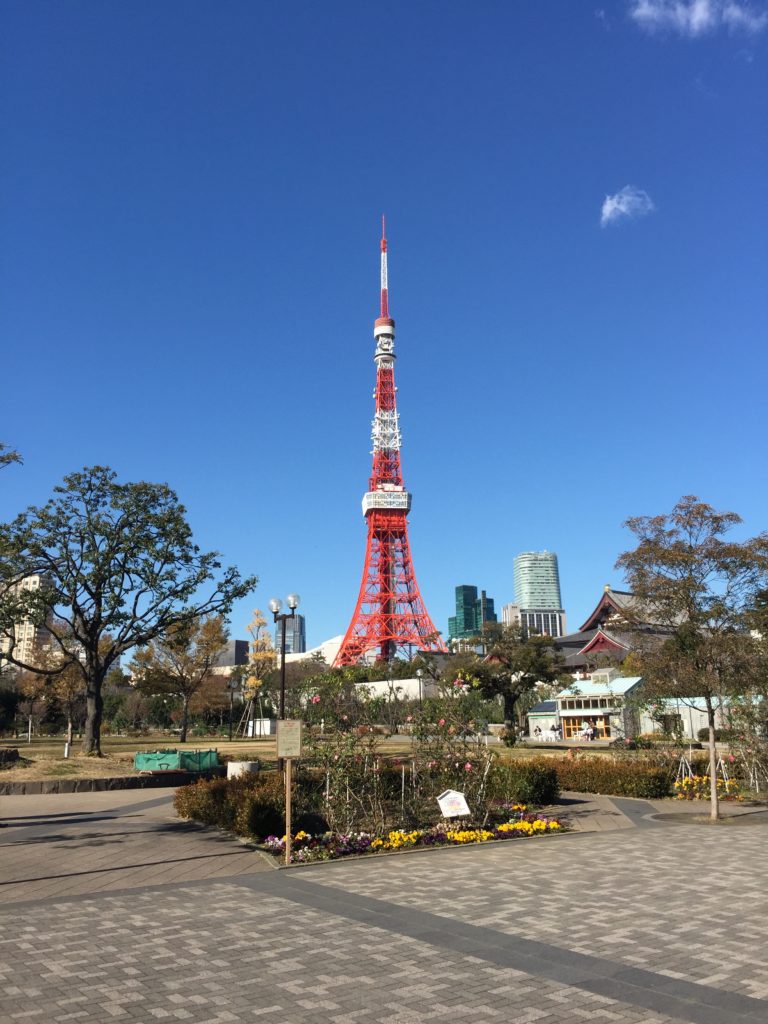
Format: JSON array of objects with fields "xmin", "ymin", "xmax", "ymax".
[{"xmin": 335, "ymin": 221, "xmax": 447, "ymax": 665}]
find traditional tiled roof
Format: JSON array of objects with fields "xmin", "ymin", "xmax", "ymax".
[
  {"xmin": 557, "ymin": 629, "xmax": 597, "ymax": 649},
  {"xmin": 578, "ymin": 628, "xmax": 630, "ymax": 656},
  {"xmin": 562, "ymin": 650, "xmax": 629, "ymax": 668},
  {"xmin": 579, "ymin": 587, "xmax": 638, "ymax": 632}
]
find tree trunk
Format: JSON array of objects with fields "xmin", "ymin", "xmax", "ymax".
[
  {"xmin": 180, "ymin": 697, "xmax": 190, "ymax": 743},
  {"xmin": 503, "ymin": 693, "xmax": 517, "ymax": 737},
  {"xmin": 706, "ymin": 697, "xmax": 719, "ymax": 821},
  {"xmin": 82, "ymin": 680, "xmax": 104, "ymax": 756}
]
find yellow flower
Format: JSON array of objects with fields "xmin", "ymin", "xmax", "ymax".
[{"xmin": 446, "ymin": 828, "xmax": 494, "ymax": 844}]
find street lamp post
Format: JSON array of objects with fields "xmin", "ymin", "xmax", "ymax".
[
  {"xmin": 269, "ymin": 594, "xmax": 301, "ymax": 720},
  {"xmin": 227, "ymin": 677, "xmax": 240, "ymax": 742},
  {"xmin": 415, "ymin": 668, "xmax": 424, "ymax": 708}
]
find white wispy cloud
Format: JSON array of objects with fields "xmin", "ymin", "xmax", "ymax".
[
  {"xmin": 601, "ymin": 186, "xmax": 656, "ymax": 227},
  {"xmin": 629, "ymin": 0, "xmax": 768, "ymax": 36}
]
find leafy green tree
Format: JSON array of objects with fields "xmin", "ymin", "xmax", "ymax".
[
  {"xmin": 469, "ymin": 624, "xmax": 564, "ymax": 739},
  {"xmin": 130, "ymin": 615, "xmax": 229, "ymax": 742},
  {"xmin": 241, "ymin": 609, "xmax": 277, "ymax": 717},
  {"xmin": 146, "ymin": 693, "xmax": 178, "ymax": 730},
  {"xmin": 105, "ymin": 667, "xmax": 129, "ymax": 689},
  {"xmin": 102, "ymin": 683, "xmax": 129, "ymax": 730},
  {"xmin": 0, "ymin": 443, "xmax": 21, "ymax": 470},
  {"xmin": 0, "ymin": 466, "xmax": 257, "ymax": 754},
  {"xmin": 616, "ymin": 495, "xmax": 768, "ymax": 820},
  {"xmin": 49, "ymin": 660, "xmax": 86, "ymax": 745},
  {"xmin": 0, "ymin": 682, "xmax": 20, "ymax": 733},
  {"xmin": 14, "ymin": 669, "xmax": 48, "ymax": 736},
  {"xmin": 113, "ymin": 689, "xmax": 150, "ymax": 734}
]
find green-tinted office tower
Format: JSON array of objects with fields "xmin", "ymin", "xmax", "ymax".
[
  {"xmin": 448, "ymin": 585, "xmax": 497, "ymax": 642},
  {"xmin": 513, "ymin": 551, "xmax": 562, "ymax": 609}
]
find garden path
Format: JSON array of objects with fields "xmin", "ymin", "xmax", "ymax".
[{"xmin": 2, "ymin": 789, "xmax": 767, "ymax": 1023}]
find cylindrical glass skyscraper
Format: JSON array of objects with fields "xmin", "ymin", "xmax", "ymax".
[{"xmin": 513, "ymin": 551, "xmax": 562, "ymax": 610}]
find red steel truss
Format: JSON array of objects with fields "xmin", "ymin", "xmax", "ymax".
[{"xmin": 335, "ymin": 223, "xmax": 446, "ymax": 665}]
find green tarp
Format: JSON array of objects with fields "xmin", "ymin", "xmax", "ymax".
[{"xmin": 134, "ymin": 749, "xmax": 220, "ymax": 773}]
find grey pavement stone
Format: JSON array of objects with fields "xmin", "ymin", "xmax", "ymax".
[{"xmin": 2, "ymin": 790, "xmax": 768, "ymax": 1023}]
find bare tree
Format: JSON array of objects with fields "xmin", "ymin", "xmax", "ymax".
[{"xmin": 131, "ymin": 616, "xmax": 229, "ymax": 742}]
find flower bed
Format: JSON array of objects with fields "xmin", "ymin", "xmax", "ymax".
[
  {"xmin": 673, "ymin": 775, "xmax": 742, "ymax": 801},
  {"xmin": 263, "ymin": 807, "xmax": 567, "ymax": 863}
]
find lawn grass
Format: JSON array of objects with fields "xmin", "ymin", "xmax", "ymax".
[
  {"xmin": 0, "ymin": 735, "xmax": 279, "ymax": 781},
  {"xmin": 0, "ymin": 732, "xmax": 615, "ymax": 781}
]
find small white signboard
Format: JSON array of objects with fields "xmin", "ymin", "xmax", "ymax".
[
  {"xmin": 437, "ymin": 789, "xmax": 470, "ymax": 818},
  {"xmin": 276, "ymin": 719, "xmax": 303, "ymax": 759}
]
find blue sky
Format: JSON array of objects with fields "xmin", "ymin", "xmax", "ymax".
[{"xmin": 2, "ymin": 0, "xmax": 767, "ymax": 648}]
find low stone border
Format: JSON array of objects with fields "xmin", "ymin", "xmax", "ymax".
[{"xmin": 0, "ymin": 767, "xmax": 225, "ymax": 796}]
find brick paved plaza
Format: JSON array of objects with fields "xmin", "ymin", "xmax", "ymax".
[{"xmin": 1, "ymin": 790, "xmax": 767, "ymax": 1023}]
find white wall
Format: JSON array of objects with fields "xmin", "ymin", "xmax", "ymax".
[{"xmin": 355, "ymin": 677, "xmax": 440, "ymax": 701}]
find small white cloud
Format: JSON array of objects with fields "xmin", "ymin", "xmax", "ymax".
[
  {"xmin": 722, "ymin": 0, "xmax": 768, "ymax": 31},
  {"xmin": 629, "ymin": 0, "xmax": 768, "ymax": 36},
  {"xmin": 595, "ymin": 8, "xmax": 615, "ymax": 29},
  {"xmin": 601, "ymin": 186, "xmax": 656, "ymax": 227}
]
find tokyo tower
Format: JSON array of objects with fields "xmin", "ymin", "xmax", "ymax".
[{"xmin": 335, "ymin": 221, "xmax": 447, "ymax": 665}]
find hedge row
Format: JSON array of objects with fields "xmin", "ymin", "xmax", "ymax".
[
  {"xmin": 174, "ymin": 757, "xmax": 678, "ymax": 840},
  {"xmin": 491, "ymin": 760, "xmax": 559, "ymax": 807},
  {"xmin": 543, "ymin": 757, "xmax": 673, "ymax": 798},
  {"xmin": 174, "ymin": 773, "xmax": 290, "ymax": 839}
]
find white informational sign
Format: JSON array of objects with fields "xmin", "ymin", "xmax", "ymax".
[
  {"xmin": 437, "ymin": 789, "xmax": 470, "ymax": 818},
  {"xmin": 276, "ymin": 719, "xmax": 303, "ymax": 759}
]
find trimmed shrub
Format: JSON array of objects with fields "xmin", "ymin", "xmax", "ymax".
[
  {"xmin": 610, "ymin": 737, "xmax": 653, "ymax": 751},
  {"xmin": 174, "ymin": 772, "xmax": 294, "ymax": 840},
  {"xmin": 232, "ymin": 773, "xmax": 286, "ymax": 839},
  {"xmin": 696, "ymin": 728, "xmax": 732, "ymax": 743},
  {"xmin": 490, "ymin": 760, "xmax": 560, "ymax": 806},
  {"xmin": 0, "ymin": 747, "xmax": 20, "ymax": 767},
  {"xmin": 551, "ymin": 757, "xmax": 672, "ymax": 798}
]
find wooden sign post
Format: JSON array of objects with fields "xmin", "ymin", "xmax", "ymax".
[{"xmin": 276, "ymin": 720, "xmax": 303, "ymax": 866}]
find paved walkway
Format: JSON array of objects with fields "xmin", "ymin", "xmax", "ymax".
[
  {"xmin": 0, "ymin": 789, "xmax": 272, "ymax": 903},
  {"xmin": 1, "ymin": 789, "xmax": 767, "ymax": 1023}
]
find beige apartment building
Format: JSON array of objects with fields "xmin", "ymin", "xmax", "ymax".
[{"xmin": 0, "ymin": 575, "xmax": 51, "ymax": 668}]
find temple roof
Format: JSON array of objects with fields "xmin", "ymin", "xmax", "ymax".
[
  {"xmin": 555, "ymin": 624, "xmax": 635, "ymax": 668},
  {"xmin": 579, "ymin": 586, "xmax": 638, "ymax": 632},
  {"xmin": 578, "ymin": 628, "xmax": 630, "ymax": 656}
]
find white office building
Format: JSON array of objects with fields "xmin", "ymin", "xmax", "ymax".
[{"xmin": 508, "ymin": 551, "xmax": 567, "ymax": 638}]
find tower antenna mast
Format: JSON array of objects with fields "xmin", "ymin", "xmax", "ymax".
[{"xmin": 335, "ymin": 220, "xmax": 446, "ymax": 665}]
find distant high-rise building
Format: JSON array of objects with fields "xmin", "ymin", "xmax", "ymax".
[
  {"xmin": 509, "ymin": 552, "xmax": 566, "ymax": 638},
  {"xmin": 213, "ymin": 640, "xmax": 250, "ymax": 670},
  {"xmin": 502, "ymin": 603, "xmax": 567, "ymax": 639},
  {"xmin": 0, "ymin": 575, "xmax": 51, "ymax": 668},
  {"xmin": 275, "ymin": 614, "xmax": 306, "ymax": 656},
  {"xmin": 448, "ymin": 586, "xmax": 497, "ymax": 643},
  {"xmin": 514, "ymin": 552, "xmax": 562, "ymax": 609}
]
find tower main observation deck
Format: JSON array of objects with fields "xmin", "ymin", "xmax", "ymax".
[{"xmin": 334, "ymin": 222, "xmax": 447, "ymax": 665}]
